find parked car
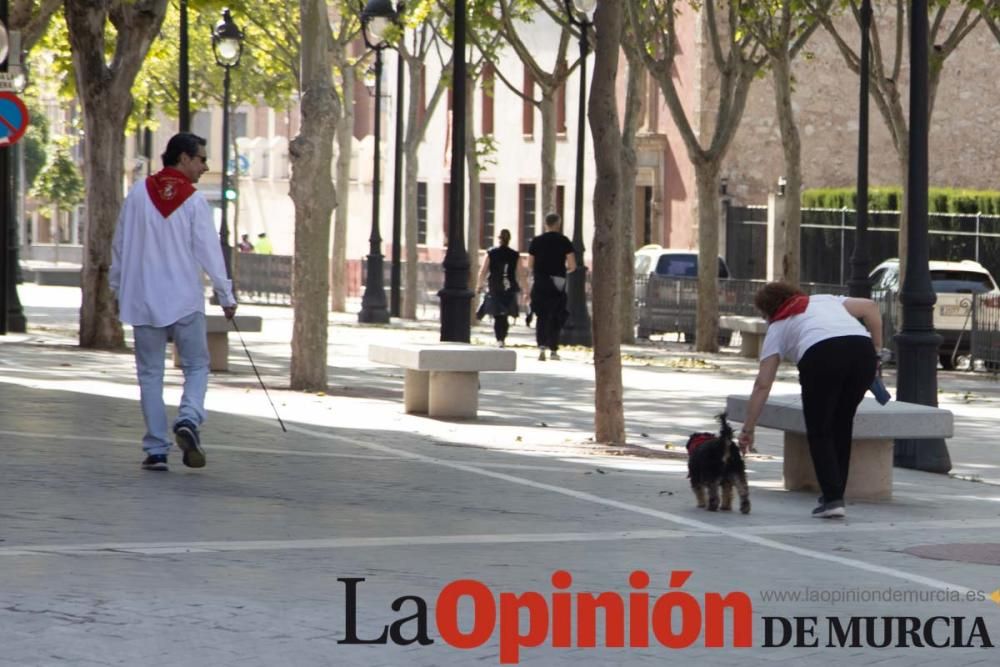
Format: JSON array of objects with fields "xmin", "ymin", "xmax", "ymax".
[
  {"xmin": 634, "ymin": 245, "xmax": 734, "ymax": 344},
  {"xmin": 869, "ymin": 258, "xmax": 1000, "ymax": 369}
]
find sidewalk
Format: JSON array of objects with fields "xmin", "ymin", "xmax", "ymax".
[{"xmin": 2, "ymin": 284, "xmax": 1000, "ymax": 665}]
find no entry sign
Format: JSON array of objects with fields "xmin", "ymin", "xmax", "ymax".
[{"xmin": 0, "ymin": 92, "xmax": 29, "ymax": 147}]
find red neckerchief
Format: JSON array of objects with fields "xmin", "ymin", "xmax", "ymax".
[
  {"xmin": 145, "ymin": 167, "xmax": 195, "ymax": 218},
  {"xmin": 770, "ymin": 295, "xmax": 809, "ymax": 322}
]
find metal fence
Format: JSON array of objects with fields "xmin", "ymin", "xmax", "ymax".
[
  {"xmin": 726, "ymin": 205, "xmax": 1000, "ymax": 284},
  {"xmin": 634, "ymin": 275, "xmax": 845, "ymax": 341},
  {"xmin": 870, "ymin": 290, "xmax": 1000, "ymax": 371},
  {"xmin": 234, "ymin": 253, "xmax": 293, "ymax": 305},
  {"xmin": 971, "ymin": 294, "xmax": 1000, "ymax": 370},
  {"xmin": 360, "ymin": 259, "xmax": 446, "ymax": 314}
]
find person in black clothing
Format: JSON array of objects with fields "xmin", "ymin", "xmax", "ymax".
[
  {"xmin": 528, "ymin": 213, "xmax": 576, "ymax": 360},
  {"xmin": 477, "ymin": 229, "xmax": 521, "ymax": 347}
]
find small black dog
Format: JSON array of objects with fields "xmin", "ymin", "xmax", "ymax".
[{"xmin": 686, "ymin": 413, "xmax": 751, "ymax": 514}]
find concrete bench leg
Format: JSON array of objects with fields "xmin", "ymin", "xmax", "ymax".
[
  {"xmin": 173, "ymin": 333, "xmax": 229, "ymax": 372},
  {"xmin": 206, "ymin": 332, "xmax": 229, "ymax": 372},
  {"xmin": 428, "ymin": 371, "xmax": 479, "ymax": 418},
  {"xmin": 740, "ymin": 332, "xmax": 763, "ymax": 358},
  {"xmin": 783, "ymin": 433, "xmax": 893, "ymax": 501},
  {"xmin": 404, "ymin": 369, "xmax": 430, "ymax": 414}
]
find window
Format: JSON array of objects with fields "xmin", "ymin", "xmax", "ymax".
[
  {"xmin": 232, "ymin": 111, "xmax": 248, "ymax": 140},
  {"xmin": 519, "ymin": 184, "xmax": 536, "ymax": 248},
  {"xmin": 192, "ymin": 111, "xmax": 212, "ymax": 149},
  {"xmin": 480, "ymin": 183, "xmax": 496, "ymax": 249},
  {"xmin": 930, "ymin": 270, "xmax": 997, "ymax": 293},
  {"xmin": 481, "ymin": 64, "xmax": 495, "ymax": 136},
  {"xmin": 417, "ymin": 182, "xmax": 428, "ymax": 245},
  {"xmin": 522, "ymin": 66, "xmax": 534, "ymax": 138}
]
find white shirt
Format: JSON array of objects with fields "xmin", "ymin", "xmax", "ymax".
[
  {"xmin": 760, "ymin": 294, "xmax": 870, "ymax": 364},
  {"xmin": 110, "ymin": 180, "xmax": 235, "ymax": 327}
]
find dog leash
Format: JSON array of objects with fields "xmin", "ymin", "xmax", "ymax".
[{"xmin": 230, "ymin": 317, "xmax": 287, "ymax": 433}]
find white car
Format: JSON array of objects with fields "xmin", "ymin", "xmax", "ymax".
[{"xmin": 869, "ymin": 258, "xmax": 1000, "ymax": 369}]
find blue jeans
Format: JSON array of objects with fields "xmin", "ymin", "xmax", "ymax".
[{"xmin": 133, "ymin": 312, "xmax": 210, "ymax": 455}]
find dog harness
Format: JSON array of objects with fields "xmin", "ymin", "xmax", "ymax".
[{"xmin": 686, "ymin": 432, "xmax": 715, "ymax": 454}]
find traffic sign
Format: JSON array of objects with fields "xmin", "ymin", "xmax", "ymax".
[{"xmin": 0, "ymin": 92, "xmax": 28, "ymax": 147}]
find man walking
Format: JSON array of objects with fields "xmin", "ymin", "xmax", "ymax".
[
  {"xmin": 528, "ymin": 212, "xmax": 575, "ymax": 360},
  {"xmin": 110, "ymin": 133, "xmax": 237, "ymax": 471}
]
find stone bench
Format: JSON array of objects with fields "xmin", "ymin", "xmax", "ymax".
[
  {"xmin": 368, "ymin": 343, "xmax": 517, "ymax": 418},
  {"xmin": 726, "ymin": 394, "xmax": 953, "ymax": 500},
  {"xmin": 719, "ymin": 315, "xmax": 768, "ymax": 358},
  {"xmin": 173, "ymin": 315, "xmax": 263, "ymax": 372}
]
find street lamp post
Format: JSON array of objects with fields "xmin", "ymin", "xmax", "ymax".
[
  {"xmin": 212, "ymin": 8, "xmax": 244, "ymax": 282},
  {"xmin": 358, "ymin": 0, "xmax": 397, "ymax": 324},
  {"xmin": 895, "ymin": 0, "xmax": 949, "ymax": 473},
  {"xmin": 847, "ymin": 0, "xmax": 872, "ymax": 299},
  {"xmin": 390, "ymin": 27, "xmax": 405, "ymax": 318},
  {"xmin": 0, "ymin": 1, "xmax": 26, "ymax": 334},
  {"xmin": 5, "ymin": 41, "xmax": 25, "ymax": 333},
  {"xmin": 439, "ymin": 0, "xmax": 471, "ymax": 342},
  {"xmin": 560, "ymin": 0, "xmax": 595, "ymax": 347},
  {"xmin": 0, "ymin": 4, "xmax": 6, "ymax": 336}
]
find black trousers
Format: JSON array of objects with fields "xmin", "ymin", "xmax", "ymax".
[
  {"xmin": 530, "ymin": 278, "xmax": 567, "ymax": 352},
  {"xmin": 493, "ymin": 312, "xmax": 509, "ymax": 342},
  {"xmin": 532, "ymin": 294, "xmax": 566, "ymax": 351},
  {"xmin": 797, "ymin": 336, "xmax": 878, "ymax": 503}
]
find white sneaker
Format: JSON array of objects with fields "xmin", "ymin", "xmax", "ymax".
[
  {"xmin": 498, "ymin": 341, "xmax": 505, "ymax": 348},
  {"xmin": 538, "ymin": 349, "xmax": 547, "ymax": 361},
  {"xmin": 811, "ymin": 500, "xmax": 846, "ymax": 519}
]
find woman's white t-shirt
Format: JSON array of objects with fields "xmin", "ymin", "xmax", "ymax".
[{"xmin": 759, "ymin": 294, "xmax": 870, "ymax": 364}]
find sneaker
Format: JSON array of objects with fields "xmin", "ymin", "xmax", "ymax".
[
  {"xmin": 174, "ymin": 420, "xmax": 206, "ymax": 469},
  {"xmin": 549, "ymin": 351, "xmax": 561, "ymax": 360},
  {"xmin": 538, "ymin": 349, "xmax": 547, "ymax": 361},
  {"xmin": 141, "ymin": 454, "xmax": 168, "ymax": 471},
  {"xmin": 498, "ymin": 340, "xmax": 506, "ymax": 348},
  {"xmin": 811, "ymin": 499, "xmax": 846, "ymax": 519}
]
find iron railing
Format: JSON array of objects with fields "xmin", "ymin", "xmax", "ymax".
[
  {"xmin": 634, "ymin": 276, "xmax": 845, "ymax": 340},
  {"xmin": 970, "ymin": 294, "xmax": 1000, "ymax": 370},
  {"xmin": 233, "ymin": 253, "xmax": 292, "ymax": 305}
]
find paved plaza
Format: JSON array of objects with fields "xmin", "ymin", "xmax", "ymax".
[{"xmin": 2, "ymin": 285, "xmax": 1000, "ymax": 665}]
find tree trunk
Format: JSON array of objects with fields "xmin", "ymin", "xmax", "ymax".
[
  {"xmin": 403, "ymin": 58, "xmax": 423, "ymax": 319},
  {"xmin": 403, "ymin": 147, "xmax": 419, "ymax": 319},
  {"xmin": 771, "ymin": 51, "xmax": 801, "ymax": 287},
  {"xmin": 331, "ymin": 59, "xmax": 354, "ymax": 313},
  {"xmin": 539, "ymin": 91, "xmax": 557, "ymax": 215},
  {"xmin": 288, "ymin": 0, "xmax": 338, "ymax": 391},
  {"xmin": 589, "ymin": 0, "xmax": 625, "ymax": 445},
  {"xmin": 694, "ymin": 159, "xmax": 721, "ymax": 353},
  {"xmin": 65, "ymin": 0, "xmax": 168, "ymax": 349},
  {"xmin": 401, "ymin": 45, "xmax": 450, "ymax": 319},
  {"xmin": 619, "ymin": 51, "xmax": 644, "ymax": 343},
  {"xmin": 465, "ymin": 70, "xmax": 481, "ymax": 325}
]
